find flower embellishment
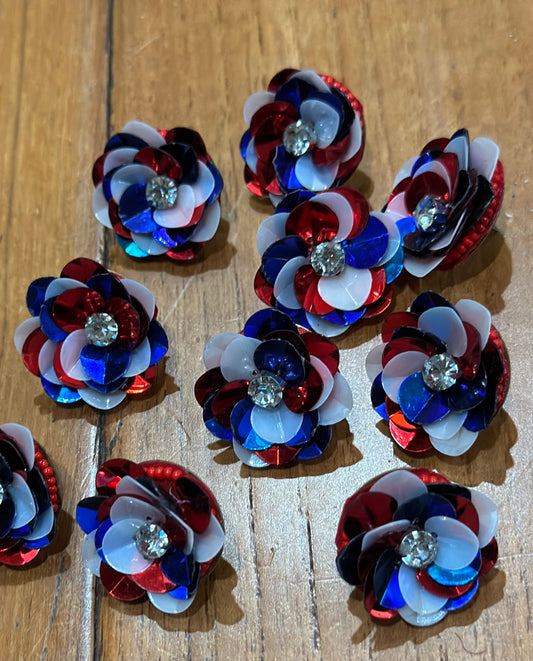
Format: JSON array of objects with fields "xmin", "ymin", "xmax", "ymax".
[
  {"xmin": 15, "ymin": 257, "xmax": 168, "ymax": 410},
  {"xmin": 382, "ymin": 128, "xmax": 504, "ymax": 277},
  {"xmin": 240, "ymin": 69, "xmax": 364, "ymax": 201},
  {"xmin": 336, "ymin": 468, "xmax": 499, "ymax": 626},
  {"xmin": 92, "ymin": 121, "xmax": 223, "ymax": 260},
  {"xmin": 366, "ymin": 292, "xmax": 509, "ymax": 455},
  {"xmin": 195, "ymin": 309, "xmax": 353, "ymax": 467},
  {"xmin": 76, "ymin": 459, "xmax": 224, "ymax": 614},
  {"xmin": 0, "ymin": 424, "xmax": 60, "ymax": 566},
  {"xmin": 254, "ymin": 188, "xmax": 414, "ymax": 337}
]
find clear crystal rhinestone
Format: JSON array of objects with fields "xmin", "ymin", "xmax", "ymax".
[
  {"xmin": 84, "ymin": 312, "xmax": 119, "ymax": 347},
  {"xmin": 145, "ymin": 175, "xmax": 178, "ymax": 210},
  {"xmin": 283, "ymin": 119, "xmax": 317, "ymax": 157},
  {"xmin": 248, "ymin": 372, "xmax": 284, "ymax": 408},
  {"xmin": 134, "ymin": 523, "xmax": 170, "ymax": 559},
  {"xmin": 0, "ymin": 483, "xmax": 4, "ymax": 505},
  {"xmin": 422, "ymin": 353, "xmax": 460, "ymax": 391},
  {"xmin": 399, "ymin": 529, "xmax": 438, "ymax": 569},
  {"xmin": 310, "ymin": 241, "xmax": 345, "ymax": 276},
  {"xmin": 413, "ymin": 194, "xmax": 448, "ymax": 231}
]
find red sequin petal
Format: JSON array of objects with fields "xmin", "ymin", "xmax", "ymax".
[
  {"xmin": 22, "ymin": 328, "xmax": 47, "ymax": 376},
  {"xmin": 170, "ymin": 476, "xmax": 212, "ymax": 534},
  {"xmin": 405, "ymin": 172, "xmax": 450, "ymax": 213},
  {"xmin": 286, "ymin": 201, "xmax": 339, "ymax": 246},
  {"xmin": 454, "ymin": 496, "xmax": 480, "ymax": 535},
  {"xmin": 381, "ymin": 312, "xmax": 419, "ymax": 343},
  {"xmin": 421, "ymin": 137, "xmax": 449, "ymax": 153},
  {"xmin": 53, "ymin": 343, "xmax": 85, "ymax": 388},
  {"xmin": 255, "ymin": 445, "xmax": 301, "ymax": 466},
  {"xmin": 408, "ymin": 468, "xmax": 449, "ymax": 485},
  {"xmin": 245, "ymin": 165, "xmax": 267, "ymax": 197},
  {"xmin": 301, "ymin": 333, "xmax": 339, "ymax": 375},
  {"xmin": 362, "ymin": 285, "xmax": 393, "ymax": 319},
  {"xmin": 333, "ymin": 188, "xmax": 370, "ymax": 239},
  {"xmin": 416, "ymin": 569, "xmax": 476, "ymax": 598},
  {"xmin": 382, "ymin": 337, "xmax": 433, "ymax": 367},
  {"xmin": 254, "ymin": 269, "xmax": 276, "ymax": 306},
  {"xmin": 293, "ymin": 265, "xmax": 334, "ymax": 314},
  {"xmin": 194, "ymin": 368, "xmax": 228, "ymax": 407},
  {"xmin": 95, "ymin": 459, "xmax": 146, "ymax": 496},
  {"xmin": 125, "ymin": 365, "xmax": 158, "ymax": 395},
  {"xmin": 211, "ymin": 381, "xmax": 249, "ymax": 428},
  {"xmin": 100, "ymin": 563, "xmax": 146, "ymax": 602},
  {"xmin": 363, "ymin": 268, "xmax": 387, "ymax": 305},
  {"xmin": 163, "ymin": 128, "xmax": 208, "ymax": 159},
  {"xmin": 336, "ymin": 492, "xmax": 397, "ymax": 550},
  {"xmin": 479, "ymin": 538, "xmax": 498, "ymax": 576},
  {"xmin": 130, "ymin": 559, "xmax": 177, "ymax": 594},
  {"xmin": 0, "ymin": 546, "xmax": 40, "ymax": 566},
  {"xmin": 283, "ymin": 364, "xmax": 322, "ymax": 413},
  {"xmin": 52, "ymin": 288, "xmax": 105, "ymax": 332},
  {"xmin": 60, "ymin": 258, "xmax": 108, "ymax": 283},
  {"xmin": 106, "ymin": 297, "xmax": 141, "ymax": 350},
  {"xmin": 390, "ymin": 420, "xmax": 433, "ymax": 453}
]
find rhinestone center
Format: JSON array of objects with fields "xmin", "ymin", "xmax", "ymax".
[
  {"xmin": 134, "ymin": 523, "xmax": 170, "ymax": 559},
  {"xmin": 248, "ymin": 372, "xmax": 284, "ymax": 409},
  {"xmin": 413, "ymin": 194, "xmax": 448, "ymax": 231},
  {"xmin": 310, "ymin": 241, "xmax": 345, "ymax": 277},
  {"xmin": 422, "ymin": 353, "xmax": 461, "ymax": 391},
  {"xmin": 84, "ymin": 312, "xmax": 119, "ymax": 347},
  {"xmin": 283, "ymin": 119, "xmax": 317, "ymax": 157},
  {"xmin": 145, "ymin": 175, "xmax": 178, "ymax": 210},
  {"xmin": 399, "ymin": 529, "xmax": 438, "ymax": 569}
]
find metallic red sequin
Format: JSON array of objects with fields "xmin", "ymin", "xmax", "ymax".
[
  {"xmin": 100, "ymin": 563, "xmax": 147, "ymax": 602},
  {"xmin": 95, "ymin": 459, "xmax": 145, "ymax": 496},
  {"xmin": 283, "ymin": 364, "xmax": 323, "ymax": 413},
  {"xmin": 255, "ymin": 445, "xmax": 301, "ymax": 466},
  {"xmin": 293, "ymin": 265, "xmax": 334, "ymax": 314},
  {"xmin": 285, "ymin": 201, "xmax": 339, "ymax": 246}
]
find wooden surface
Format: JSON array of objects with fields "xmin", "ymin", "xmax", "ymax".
[{"xmin": 0, "ymin": 0, "xmax": 531, "ymax": 659}]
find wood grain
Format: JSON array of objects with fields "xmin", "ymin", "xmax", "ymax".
[{"xmin": 0, "ymin": 0, "xmax": 532, "ymax": 659}]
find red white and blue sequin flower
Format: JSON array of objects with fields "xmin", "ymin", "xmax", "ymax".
[
  {"xmin": 254, "ymin": 188, "xmax": 415, "ymax": 337},
  {"xmin": 366, "ymin": 292, "xmax": 509, "ymax": 455},
  {"xmin": 240, "ymin": 69, "xmax": 364, "ymax": 202},
  {"xmin": 336, "ymin": 468, "xmax": 498, "ymax": 626},
  {"xmin": 14, "ymin": 258, "xmax": 168, "ymax": 410},
  {"xmin": 76, "ymin": 459, "xmax": 224, "ymax": 614},
  {"xmin": 0, "ymin": 424, "xmax": 60, "ymax": 566},
  {"xmin": 195, "ymin": 309, "xmax": 353, "ymax": 467},
  {"xmin": 92, "ymin": 121, "xmax": 223, "ymax": 260},
  {"xmin": 382, "ymin": 129, "xmax": 504, "ymax": 277}
]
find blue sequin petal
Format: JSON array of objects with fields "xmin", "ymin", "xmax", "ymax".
[
  {"xmin": 443, "ymin": 580, "xmax": 479, "ymax": 611},
  {"xmin": 119, "ymin": 184, "xmax": 159, "ymax": 233},
  {"xmin": 393, "ymin": 493, "xmax": 456, "ymax": 524},
  {"xmin": 39, "ymin": 299, "xmax": 68, "ymax": 342},
  {"xmin": 261, "ymin": 236, "xmax": 308, "ymax": 283},
  {"xmin": 160, "ymin": 547, "xmax": 195, "ymax": 586},
  {"xmin": 147, "ymin": 320, "xmax": 168, "ymax": 366},
  {"xmin": 79, "ymin": 344, "xmax": 131, "ymax": 386},
  {"xmin": 41, "ymin": 377, "xmax": 81, "ymax": 404},
  {"xmin": 76, "ymin": 496, "xmax": 107, "ymax": 534},
  {"xmin": 343, "ymin": 215, "xmax": 389, "ymax": 268},
  {"xmin": 243, "ymin": 309, "xmax": 298, "ymax": 339},
  {"xmin": 398, "ymin": 372, "xmax": 450, "ymax": 424},
  {"xmin": 26, "ymin": 277, "xmax": 55, "ymax": 316},
  {"xmin": 296, "ymin": 425, "xmax": 331, "ymax": 460},
  {"xmin": 231, "ymin": 399, "xmax": 272, "ymax": 450},
  {"xmin": 203, "ymin": 395, "xmax": 233, "ymax": 441},
  {"xmin": 253, "ymin": 339, "xmax": 305, "ymax": 385},
  {"xmin": 427, "ymin": 551, "xmax": 481, "ymax": 586}
]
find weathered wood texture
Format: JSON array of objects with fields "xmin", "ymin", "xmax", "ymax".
[{"xmin": 0, "ymin": 0, "xmax": 531, "ymax": 659}]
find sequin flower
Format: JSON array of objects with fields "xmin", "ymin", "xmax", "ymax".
[
  {"xmin": 240, "ymin": 69, "xmax": 364, "ymax": 201},
  {"xmin": 0, "ymin": 424, "xmax": 60, "ymax": 566},
  {"xmin": 92, "ymin": 121, "xmax": 223, "ymax": 260},
  {"xmin": 336, "ymin": 468, "xmax": 499, "ymax": 626},
  {"xmin": 195, "ymin": 309, "xmax": 353, "ymax": 467},
  {"xmin": 366, "ymin": 292, "xmax": 509, "ymax": 455},
  {"xmin": 15, "ymin": 257, "xmax": 168, "ymax": 410},
  {"xmin": 382, "ymin": 128, "xmax": 504, "ymax": 277},
  {"xmin": 254, "ymin": 188, "xmax": 414, "ymax": 337},
  {"xmin": 76, "ymin": 459, "xmax": 224, "ymax": 614}
]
